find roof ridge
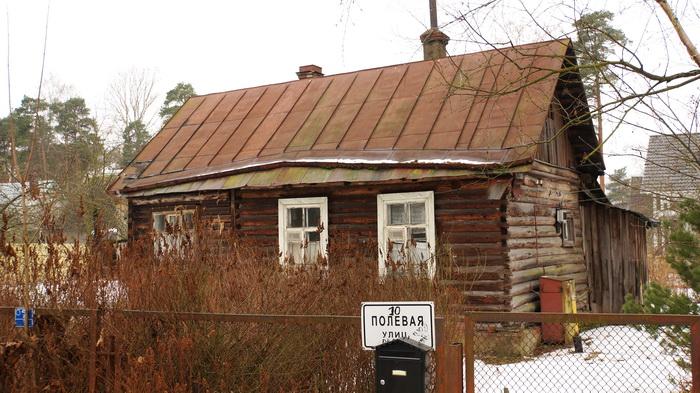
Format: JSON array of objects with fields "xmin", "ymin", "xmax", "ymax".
[{"xmin": 189, "ymin": 38, "xmax": 571, "ymax": 100}]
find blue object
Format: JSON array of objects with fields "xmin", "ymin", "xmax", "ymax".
[{"xmin": 14, "ymin": 307, "xmax": 34, "ymax": 328}]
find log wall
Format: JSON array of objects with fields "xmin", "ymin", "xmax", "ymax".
[
  {"xmin": 506, "ymin": 162, "xmax": 589, "ymax": 312},
  {"xmin": 580, "ymin": 201, "xmax": 648, "ymax": 313},
  {"xmin": 128, "ymin": 191, "xmax": 232, "ymax": 241},
  {"xmin": 128, "ymin": 178, "xmax": 514, "ymax": 312}
]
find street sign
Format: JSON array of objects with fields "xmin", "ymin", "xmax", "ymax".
[
  {"xmin": 14, "ymin": 307, "xmax": 34, "ymax": 328},
  {"xmin": 361, "ymin": 301, "xmax": 435, "ymax": 350}
]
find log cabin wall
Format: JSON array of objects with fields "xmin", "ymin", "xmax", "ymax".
[
  {"xmin": 580, "ymin": 202, "xmax": 649, "ymax": 313},
  {"xmin": 128, "ymin": 191, "xmax": 232, "ymax": 241},
  {"xmin": 506, "ymin": 163, "xmax": 589, "ymax": 312},
  {"xmin": 232, "ymin": 178, "xmax": 513, "ymax": 312}
]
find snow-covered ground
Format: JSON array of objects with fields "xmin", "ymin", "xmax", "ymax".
[{"xmin": 475, "ymin": 326, "xmax": 690, "ymax": 393}]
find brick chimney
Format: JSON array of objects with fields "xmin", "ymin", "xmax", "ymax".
[
  {"xmin": 421, "ymin": 0, "xmax": 449, "ymax": 60},
  {"xmin": 420, "ymin": 28, "xmax": 449, "ymax": 60},
  {"xmin": 297, "ymin": 65, "xmax": 324, "ymax": 79}
]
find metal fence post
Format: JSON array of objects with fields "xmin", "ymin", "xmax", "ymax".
[
  {"xmin": 464, "ymin": 315, "xmax": 475, "ymax": 393},
  {"xmin": 692, "ymin": 320, "xmax": 700, "ymax": 393}
]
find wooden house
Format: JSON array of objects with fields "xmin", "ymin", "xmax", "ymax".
[{"xmin": 109, "ymin": 32, "xmax": 650, "ymax": 313}]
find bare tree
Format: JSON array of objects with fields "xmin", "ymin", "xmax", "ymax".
[
  {"xmin": 430, "ymin": 1, "xmax": 700, "ymax": 188},
  {"xmin": 106, "ymin": 68, "xmax": 159, "ymax": 132}
]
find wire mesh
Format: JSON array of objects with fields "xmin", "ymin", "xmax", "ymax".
[{"xmin": 470, "ymin": 317, "xmax": 693, "ymax": 393}]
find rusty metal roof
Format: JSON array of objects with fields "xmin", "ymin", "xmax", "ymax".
[
  {"xmin": 121, "ymin": 166, "xmax": 533, "ymax": 197},
  {"xmin": 111, "ymin": 39, "xmax": 586, "ymax": 194}
]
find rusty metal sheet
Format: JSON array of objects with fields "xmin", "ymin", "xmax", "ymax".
[
  {"xmin": 111, "ymin": 40, "xmax": 580, "ymax": 194},
  {"xmin": 125, "ymin": 167, "xmax": 481, "ymax": 196},
  {"xmin": 185, "ymin": 93, "xmax": 225, "ymax": 125}
]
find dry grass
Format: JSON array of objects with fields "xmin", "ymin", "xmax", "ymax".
[{"xmin": 0, "ymin": 220, "xmax": 460, "ymax": 392}]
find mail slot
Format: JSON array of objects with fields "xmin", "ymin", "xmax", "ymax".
[{"xmin": 375, "ymin": 337, "xmax": 430, "ymax": 393}]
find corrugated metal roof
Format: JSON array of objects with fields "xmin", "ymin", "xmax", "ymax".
[{"xmin": 111, "ymin": 39, "xmax": 586, "ymax": 194}]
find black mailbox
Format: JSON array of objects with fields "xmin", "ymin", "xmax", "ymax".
[{"xmin": 375, "ymin": 337, "xmax": 431, "ymax": 393}]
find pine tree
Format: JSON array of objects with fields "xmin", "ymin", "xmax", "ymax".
[
  {"xmin": 624, "ymin": 198, "xmax": 700, "ymax": 370},
  {"xmin": 121, "ymin": 120, "xmax": 150, "ymax": 167},
  {"xmin": 159, "ymin": 82, "xmax": 196, "ymax": 124},
  {"xmin": 573, "ymin": 11, "xmax": 628, "ymax": 190},
  {"xmin": 605, "ymin": 167, "xmax": 629, "ymax": 207}
]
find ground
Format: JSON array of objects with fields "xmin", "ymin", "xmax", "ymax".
[{"xmin": 475, "ymin": 326, "xmax": 689, "ymax": 392}]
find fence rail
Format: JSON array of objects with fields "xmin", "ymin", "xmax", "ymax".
[{"xmin": 3, "ymin": 306, "xmax": 699, "ymax": 392}]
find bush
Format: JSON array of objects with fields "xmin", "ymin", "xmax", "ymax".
[{"xmin": 0, "ymin": 223, "xmax": 459, "ymax": 392}]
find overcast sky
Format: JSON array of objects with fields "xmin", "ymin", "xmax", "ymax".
[{"xmin": 2, "ymin": 0, "xmax": 699, "ymax": 178}]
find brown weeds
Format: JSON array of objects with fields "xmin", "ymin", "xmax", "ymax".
[{"xmin": 0, "ymin": 221, "xmax": 459, "ymax": 392}]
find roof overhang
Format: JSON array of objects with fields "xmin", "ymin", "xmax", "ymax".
[{"xmin": 116, "ymin": 161, "xmax": 532, "ymax": 197}]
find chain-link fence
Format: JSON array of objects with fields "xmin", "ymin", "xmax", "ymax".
[{"xmin": 464, "ymin": 313, "xmax": 700, "ymax": 393}]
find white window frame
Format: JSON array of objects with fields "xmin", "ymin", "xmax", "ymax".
[
  {"xmin": 278, "ymin": 197, "xmax": 329, "ymax": 266},
  {"xmin": 152, "ymin": 209, "xmax": 196, "ymax": 251},
  {"xmin": 377, "ymin": 191, "xmax": 436, "ymax": 278}
]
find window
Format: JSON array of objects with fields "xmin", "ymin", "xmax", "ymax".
[
  {"xmin": 278, "ymin": 197, "xmax": 328, "ymax": 266},
  {"xmin": 556, "ymin": 209, "xmax": 575, "ymax": 247},
  {"xmin": 377, "ymin": 191, "xmax": 436, "ymax": 277},
  {"xmin": 153, "ymin": 209, "xmax": 195, "ymax": 251}
]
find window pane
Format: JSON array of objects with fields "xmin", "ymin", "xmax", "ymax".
[
  {"xmin": 410, "ymin": 227, "xmax": 427, "ymax": 244},
  {"xmin": 409, "ymin": 244, "xmax": 431, "ymax": 264},
  {"xmin": 306, "ymin": 240, "xmax": 320, "ymax": 263},
  {"xmin": 307, "ymin": 231, "xmax": 321, "ymax": 242},
  {"xmin": 287, "ymin": 241, "xmax": 302, "ymax": 264},
  {"xmin": 167, "ymin": 215, "xmax": 179, "ymax": 228},
  {"xmin": 183, "ymin": 212, "xmax": 194, "ymax": 230},
  {"xmin": 389, "ymin": 204, "xmax": 406, "ymax": 225},
  {"xmin": 306, "ymin": 207, "xmax": 321, "ymax": 227},
  {"xmin": 287, "ymin": 231, "xmax": 303, "ymax": 241},
  {"xmin": 153, "ymin": 215, "xmax": 166, "ymax": 232},
  {"xmin": 389, "ymin": 240, "xmax": 404, "ymax": 262},
  {"xmin": 288, "ymin": 208, "xmax": 304, "ymax": 228},
  {"xmin": 409, "ymin": 203, "xmax": 425, "ymax": 224}
]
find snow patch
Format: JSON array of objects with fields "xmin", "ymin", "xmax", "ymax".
[{"xmin": 474, "ymin": 326, "xmax": 689, "ymax": 393}]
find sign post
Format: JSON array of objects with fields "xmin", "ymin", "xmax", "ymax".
[{"xmin": 361, "ymin": 301, "xmax": 435, "ymax": 350}]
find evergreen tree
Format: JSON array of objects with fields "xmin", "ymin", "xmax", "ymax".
[
  {"xmin": 49, "ymin": 97, "xmax": 103, "ymax": 175},
  {"xmin": 605, "ymin": 167, "xmax": 629, "ymax": 207},
  {"xmin": 159, "ymin": 82, "xmax": 196, "ymax": 124},
  {"xmin": 573, "ymin": 11, "xmax": 628, "ymax": 190},
  {"xmin": 624, "ymin": 198, "xmax": 700, "ymax": 370},
  {"xmin": 120, "ymin": 120, "xmax": 150, "ymax": 167},
  {"xmin": 0, "ymin": 96, "xmax": 52, "ymax": 178}
]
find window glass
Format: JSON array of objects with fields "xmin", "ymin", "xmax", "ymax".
[
  {"xmin": 287, "ymin": 241, "xmax": 302, "ymax": 263},
  {"xmin": 389, "ymin": 204, "xmax": 406, "ymax": 225},
  {"xmin": 154, "ymin": 214, "xmax": 166, "ymax": 232},
  {"xmin": 288, "ymin": 208, "xmax": 304, "ymax": 228},
  {"xmin": 279, "ymin": 198, "xmax": 328, "ymax": 267},
  {"xmin": 307, "ymin": 207, "xmax": 320, "ymax": 227},
  {"xmin": 409, "ymin": 203, "xmax": 425, "ymax": 224},
  {"xmin": 166, "ymin": 214, "xmax": 179, "ymax": 229},
  {"xmin": 183, "ymin": 211, "xmax": 194, "ymax": 230},
  {"xmin": 410, "ymin": 227, "xmax": 427, "ymax": 243},
  {"xmin": 378, "ymin": 192, "xmax": 435, "ymax": 277},
  {"xmin": 307, "ymin": 231, "xmax": 321, "ymax": 242}
]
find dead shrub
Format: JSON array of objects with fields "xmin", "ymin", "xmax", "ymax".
[{"xmin": 0, "ymin": 220, "xmax": 460, "ymax": 392}]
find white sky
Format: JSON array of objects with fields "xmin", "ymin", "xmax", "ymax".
[{"xmin": 1, "ymin": 0, "xmax": 698, "ymax": 179}]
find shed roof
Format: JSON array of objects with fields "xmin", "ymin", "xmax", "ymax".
[
  {"xmin": 111, "ymin": 39, "xmax": 599, "ymax": 194},
  {"xmin": 641, "ymin": 133, "xmax": 700, "ymax": 197}
]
